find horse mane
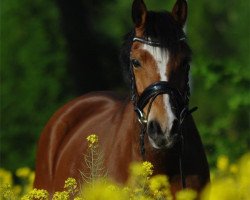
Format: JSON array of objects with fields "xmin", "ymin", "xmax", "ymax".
[{"xmin": 120, "ymin": 10, "xmax": 192, "ymax": 86}]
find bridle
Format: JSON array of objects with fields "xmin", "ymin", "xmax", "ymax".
[{"xmin": 130, "ymin": 36, "xmax": 197, "ymax": 189}]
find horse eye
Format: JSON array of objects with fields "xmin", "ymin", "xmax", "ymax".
[{"xmin": 131, "ymin": 59, "xmax": 141, "ymax": 68}]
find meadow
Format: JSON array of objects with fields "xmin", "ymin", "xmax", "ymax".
[{"xmin": 1, "ymin": 134, "xmax": 249, "ymax": 200}]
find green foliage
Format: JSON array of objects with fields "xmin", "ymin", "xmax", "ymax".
[
  {"xmin": 0, "ymin": 0, "xmax": 70, "ymax": 170},
  {"xmin": 188, "ymin": 0, "xmax": 250, "ymax": 166}
]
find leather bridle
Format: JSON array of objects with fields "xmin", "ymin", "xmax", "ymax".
[{"xmin": 130, "ymin": 36, "xmax": 197, "ymax": 189}]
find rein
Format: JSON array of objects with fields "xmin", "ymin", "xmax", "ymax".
[{"xmin": 130, "ymin": 36, "xmax": 197, "ymax": 189}]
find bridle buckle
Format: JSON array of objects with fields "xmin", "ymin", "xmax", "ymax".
[{"xmin": 134, "ymin": 107, "xmax": 148, "ymax": 125}]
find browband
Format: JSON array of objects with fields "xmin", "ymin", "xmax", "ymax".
[
  {"xmin": 133, "ymin": 37, "xmax": 161, "ymax": 46},
  {"xmin": 133, "ymin": 36, "xmax": 186, "ymax": 47}
]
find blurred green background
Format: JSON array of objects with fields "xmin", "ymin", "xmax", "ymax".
[{"xmin": 1, "ymin": 0, "xmax": 249, "ymax": 171}]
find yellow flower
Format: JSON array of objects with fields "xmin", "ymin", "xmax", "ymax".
[
  {"xmin": 149, "ymin": 175, "xmax": 169, "ymax": 192},
  {"xmin": 130, "ymin": 161, "xmax": 153, "ymax": 178},
  {"xmin": 201, "ymin": 178, "xmax": 238, "ymax": 200},
  {"xmin": 64, "ymin": 177, "xmax": 78, "ymax": 194},
  {"xmin": 136, "ymin": 195, "xmax": 151, "ymax": 200},
  {"xmin": 238, "ymin": 153, "xmax": 250, "ymax": 199},
  {"xmin": 176, "ymin": 189, "xmax": 197, "ymax": 200},
  {"xmin": 13, "ymin": 185, "xmax": 22, "ymax": 196},
  {"xmin": 52, "ymin": 191, "xmax": 69, "ymax": 200},
  {"xmin": 21, "ymin": 188, "xmax": 49, "ymax": 200},
  {"xmin": 229, "ymin": 164, "xmax": 238, "ymax": 174},
  {"xmin": 130, "ymin": 162, "xmax": 142, "ymax": 177},
  {"xmin": 107, "ymin": 184, "xmax": 119, "ymax": 191},
  {"xmin": 202, "ymin": 153, "xmax": 250, "ymax": 200},
  {"xmin": 142, "ymin": 162, "xmax": 153, "ymax": 177},
  {"xmin": 128, "ymin": 161, "xmax": 154, "ymax": 196},
  {"xmin": 122, "ymin": 186, "xmax": 130, "ymax": 193},
  {"xmin": 1, "ymin": 184, "xmax": 15, "ymax": 199},
  {"xmin": 149, "ymin": 175, "xmax": 172, "ymax": 199},
  {"xmin": 80, "ymin": 179, "xmax": 128, "ymax": 200},
  {"xmin": 16, "ymin": 167, "xmax": 31, "ymax": 179},
  {"xmin": 27, "ymin": 171, "xmax": 35, "ymax": 190},
  {"xmin": 0, "ymin": 168, "xmax": 13, "ymax": 186},
  {"xmin": 86, "ymin": 134, "xmax": 99, "ymax": 147},
  {"xmin": 216, "ymin": 155, "xmax": 229, "ymax": 171}
]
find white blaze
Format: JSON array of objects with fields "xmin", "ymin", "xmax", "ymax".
[{"xmin": 142, "ymin": 44, "xmax": 176, "ymax": 134}]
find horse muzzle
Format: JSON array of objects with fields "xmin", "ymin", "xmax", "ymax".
[{"xmin": 147, "ymin": 119, "xmax": 179, "ymax": 149}]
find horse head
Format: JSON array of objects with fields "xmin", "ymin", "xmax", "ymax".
[{"xmin": 128, "ymin": 0, "xmax": 192, "ymax": 150}]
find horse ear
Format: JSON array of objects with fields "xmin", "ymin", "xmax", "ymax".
[
  {"xmin": 132, "ymin": 0, "xmax": 147, "ymax": 28},
  {"xmin": 172, "ymin": 0, "xmax": 188, "ymax": 27}
]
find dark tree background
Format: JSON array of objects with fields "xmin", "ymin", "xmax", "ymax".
[
  {"xmin": 1, "ymin": 0, "xmax": 249, "ymax": 171},
  {"xmin": 56, "ymin": 0, "xmax": 124, "ymax": 94}
]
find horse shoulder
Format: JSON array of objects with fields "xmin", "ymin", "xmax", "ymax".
[{"xmin": 34, "ymin": 91, "xmax": 125, "ymax": 190}]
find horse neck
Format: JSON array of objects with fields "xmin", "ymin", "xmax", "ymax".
[{"xmin": 108, "ymin": 99, "xmax": 142, "ymax": 160}]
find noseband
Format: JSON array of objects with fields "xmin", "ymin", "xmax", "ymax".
[{"xmin": 130, "ymin": 36, "xmax": 197, "ymax": 189}]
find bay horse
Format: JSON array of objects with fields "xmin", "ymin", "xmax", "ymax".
[{"xmin": 34, "ymin": 0, "xmax": 210, "ymax": 196}]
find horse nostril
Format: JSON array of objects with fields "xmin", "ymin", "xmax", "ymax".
[{"xmin": 147, "ymin": 120, "xmax": 162, "ymax": 139}]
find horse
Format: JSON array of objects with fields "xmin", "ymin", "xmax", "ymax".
[{"xmin": 34, "ymin": 0, "xmax": 210, "ymax": 197}]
